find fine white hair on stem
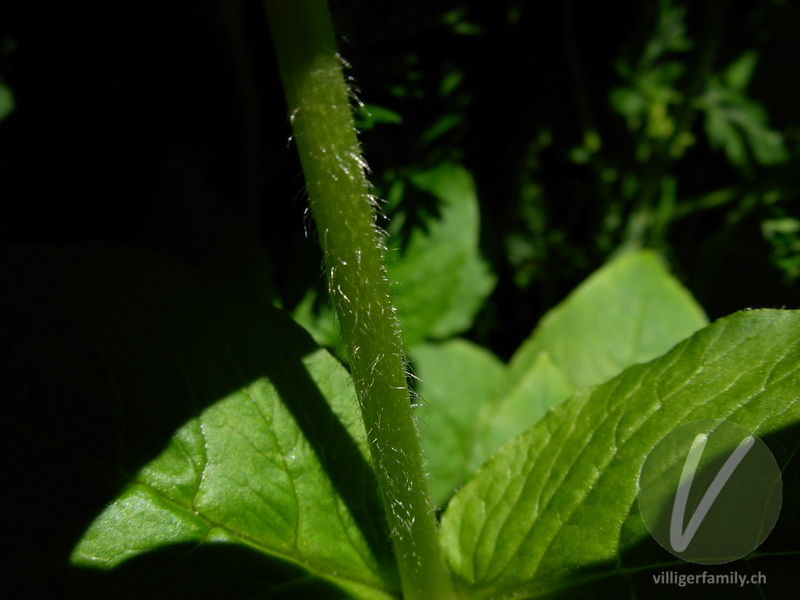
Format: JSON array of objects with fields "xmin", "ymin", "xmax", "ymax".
[{"xmin": 334, "ymin": 51, "xmax": 352, "ymax": 70}]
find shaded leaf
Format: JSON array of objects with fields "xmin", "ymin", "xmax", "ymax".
[
  {"xmin": 723, "ymin": 51, "xmax": 758, "ymax": 92},
  {"xmin": 355, "ymin": 103, "xmax": 403, "ymax": 131},
  {"xmin": 705, "ymin": 106, "xmax": 748, "ymax": 169},
  {"xmin": 291, "ymin": 287, "xmax": 343, "ymax": 350},
  {"xmin": 414, "ymin": 348, "xmax": 575, "ymax": 509},
  {"xmin": 415, "ymin": 252, "xmax": 706, "ymax": 507},
  {"xmin": 411, "ymin": 339, "xmax": 506, "ymax": 506},
  {"xmin": 476, "ymin": 351, "xmax": 573, "ymax": 466},
  {"xmin": 1, "ymin": 243, "xmax": 398, "ymax": 600},
  {"xmin": 0, "ymin": 78, "xmax": 14, "ymax": 122},
  {"xmin": 385, "ymin": 163, "xmax": 496, "ymax": 347},
  {"xmin": 702, "ymin": 71, "xmax": 788, "ymax": 169}
]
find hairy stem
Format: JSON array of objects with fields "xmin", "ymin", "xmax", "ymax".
[{"xmin": 263, "ymin": 1, "xmax": 453, "ymax": 598}]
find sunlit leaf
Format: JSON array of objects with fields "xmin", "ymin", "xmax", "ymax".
[
  {"xmin": 441, "ymin": 309, "xmax": 800, "ymax": 599},
  {"xmin": 504, "ymin": 250, "xmax": 708, "ymax": 394}
]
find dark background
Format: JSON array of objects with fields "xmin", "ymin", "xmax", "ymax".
[{"xmin": 1, "ymin": 0, "xmax": 798, "ymax": 354}]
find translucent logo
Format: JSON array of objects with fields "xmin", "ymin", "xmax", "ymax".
[{"xmin": 638, "ymin": 420, "xmax": 782, "ymax": 564}]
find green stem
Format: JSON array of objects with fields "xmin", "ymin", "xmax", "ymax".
[{"xmin": 263, "ymin": 1, "xmax": 453, "ymax": 598}]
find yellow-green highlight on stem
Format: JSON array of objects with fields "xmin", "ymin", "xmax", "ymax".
[{"xmin": 263, "ymin": 1, "xmax": 454, "ymax": 599}]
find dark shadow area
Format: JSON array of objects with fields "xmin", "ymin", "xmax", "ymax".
[
  {"xmin": 384, "ymin": 182, "xmax": 444, "ymax": 253},
  {"xmin": 66, "ymin": 543, "xmax": 351, "ymax": 600},
  {"xmin": 1, "ymin": 242, "xmax": 395, "ymax": 598}
]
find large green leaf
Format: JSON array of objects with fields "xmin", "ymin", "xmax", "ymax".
[
  {"xmin": 505, "ymin": 250, "xmax": 708, "ymax": 395},
  {"xmin": 440, "ymin": 310, "xmax": 800, "ymax": 599},
  {"xmin": 475, "ymin": 351, "xmax": 573, "ymax": 468},
  {"xmin": 385, "ymin": 163, "xmax": 496, "ymax": 348},
  {"xmin": 1, "ymin": 243, "xmax": 398, "ymax": 600},
  {"xmin": 413, "ymin": 343, "xmax": 574, "ymax": 508},
  {"xmin": 411, "ymin": 339, "xmax": 506, "ymax": 506},
  {"xmin": 415, "ymin": 252, "xmax": 706, "ymax": 507}
]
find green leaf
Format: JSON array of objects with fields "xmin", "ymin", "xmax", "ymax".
[
  {"xmin": 411, "ymin": 339, "xmax": 506, "ymax": 506},
  {"xmin": 416, "ymin": 252, "xmax": 707, "ymax": 506},
  {"xmin": 476, "ymin": 351, "xmax": 574, "ymax": 466},
  {"xmin": 705, "ymin": 105, "xmax": 748, "ymax": 168},
  {"xmin": 419, "ymin": 114, "xmax": 465, "ymax": 147},
  {"xmin": 414, "ymin": 349, "xmax": 575, "ymax": 509},
  {"xmin": 440, "ymin": 309, "xmax": 800, "ymax": 599},
  {"xmin": 291, "ymin": 287, "xmax": 343, "ymax": 349},
  {"xmin": 2, "ymin": 243, "xmax": 398, "ymax": 600},
  {"xmin": 355, "ymin": 103, "xmax": 403, "ymax": 131},
  {"xmin": 505, "ymin": 250, "xmax": 708, "ymax": 394},
  {"xmin": 609, "ymin": 87, "xmax": 646, "ymax": 129},
  {"xmin": 702, "ymin": 73, "xmax": 788, "ymax": 169},
  {"xmin": 641, "ymin": 2, "xmax": 691, "ymax": 65},
  {"xmin": 723, "ymin": 51, "xmax": 758, "ymax": 92},
  {"xmin": 386, "ymin": 163, "xmax": 496, "ymax": 348},
  {"xmin": 0, "ymin": 78, "xmax": 14, "ymax": 123},
  {"xmin": 737, "ymin": 112, "xmax": 788, "ymax": 166}
]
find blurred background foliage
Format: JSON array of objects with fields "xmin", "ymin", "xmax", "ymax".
[{"xmin": 1, "ymin": 0, "xmax": 797, "ymax": 360}]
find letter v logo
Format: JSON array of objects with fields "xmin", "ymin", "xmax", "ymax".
[
  {"xmin": 669, "ymin": 433, "xmax": 754, "ymax": 552},
  {"xmin": 639, "ymin": 420, "xmax": 782, "ymax": 564}
]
